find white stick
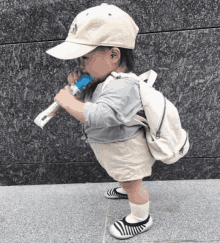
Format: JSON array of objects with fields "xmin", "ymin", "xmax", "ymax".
[{"xmin": 34, "ymin": 85, "xmax": 80, "ymax": 129}]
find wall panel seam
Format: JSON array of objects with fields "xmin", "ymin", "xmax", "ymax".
[{"xmin": 1, "ymin": 26, "xmax": 220, "ymax": 46}]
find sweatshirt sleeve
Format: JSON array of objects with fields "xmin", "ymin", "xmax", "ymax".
[{"xmin": 83, "ymin": 78, "xmax": 142, "ymax": 128}]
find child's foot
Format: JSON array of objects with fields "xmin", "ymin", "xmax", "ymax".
[
  {"xmin": 104, "ymin": 187, "xmax": 128, "ymax": 199},
  {"xmin": 109, "ymin": 215, "xmax": 153, "ymax": 240}
]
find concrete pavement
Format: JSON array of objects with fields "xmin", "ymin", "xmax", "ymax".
[{"xmin": 0, "ymin": 179, "xmax": 219, "ymax": 243}]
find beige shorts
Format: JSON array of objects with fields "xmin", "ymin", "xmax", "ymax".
[{"xmin": 89, "ymin": 130, "xmax": 155, "ymax": 182}]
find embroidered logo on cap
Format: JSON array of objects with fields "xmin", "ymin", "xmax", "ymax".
[{"xmin": 71, "ymin": 24, "xmax": 78, "ymax": 35}]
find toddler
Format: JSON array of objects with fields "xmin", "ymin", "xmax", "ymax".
[{"xmin": 47, "ymin": 3, "xmax": 155, "ymax": 240}]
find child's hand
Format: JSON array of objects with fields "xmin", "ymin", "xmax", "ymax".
[
  {"xmin": 68, "ymin": 70, "xmax": 82, "ymax": 99},
  {"xmin": 68, "ymin": 70, "xmax": 82, "ymax": 85},
  {"xmin": 54, "ymin": 85, "xmax": 77, "ymax": 108}
]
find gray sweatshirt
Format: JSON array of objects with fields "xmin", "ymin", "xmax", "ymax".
[{"xmin": 83, "ymin": 74, "xmax": 144, "ymax": 144}]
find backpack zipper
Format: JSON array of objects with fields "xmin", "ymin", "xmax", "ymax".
[
  {"xmin": 155, "ymin": 94, "xmax": 188, "ymax": 155},
  {"xmin": 139, "ymin": 70, "xmax": 192, "ymax": 157},
  {"xmin": 156, "ymin": 95, "xmax": 166, "ymax": 139},
  {"xmin": 179, "ymin": 132, "xmax": 188, "ymax": 154}
]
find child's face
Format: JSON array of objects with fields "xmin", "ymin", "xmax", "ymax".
[{"xmin": 79, "ymin": 47, "xmax": 121, "ymax": 81}]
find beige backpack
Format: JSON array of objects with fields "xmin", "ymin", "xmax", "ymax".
[{"xmin": 102, "ymin": 70, "xmax": 190, "ymax": 164}]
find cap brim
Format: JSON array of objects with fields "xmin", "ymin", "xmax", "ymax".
[{"xmin": 46, "ymin": 41, "xmax": 97, "ymax": 60}]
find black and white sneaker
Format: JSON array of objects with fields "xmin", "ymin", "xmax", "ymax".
[
  {"xmin": 109, "ymin": 215, "xmax": 153, "ymax": 240},
  {"xmin": 104, "ymin": 187, "xmax": 128, "ymax": 199}
]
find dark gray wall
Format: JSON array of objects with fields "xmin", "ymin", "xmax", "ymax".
[{"xmin": 0, "ymin": 0, "xmax": 220, "ymax": 185}]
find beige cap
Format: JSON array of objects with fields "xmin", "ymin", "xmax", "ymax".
[{"xmin": 46, "ymin": 3, "xmax": 139, "ymax": 60}]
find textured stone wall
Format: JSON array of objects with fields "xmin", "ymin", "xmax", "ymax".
[{"xmin": 0, "ymin": 0, "xmax": 220, "ymax": 185}]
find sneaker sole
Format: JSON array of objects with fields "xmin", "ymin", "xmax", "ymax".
[{"xmin": 104, "ymin": 187, "xmax": 128, "ymax": 199}]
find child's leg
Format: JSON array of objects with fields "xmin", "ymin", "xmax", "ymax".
[
  {"xmin": 119, "ymin": 179, "xmax": 150, "ymax": 223},
  {"xmin": 119, "ymin": 179, "xmax": 149, "ymax": 204},
  {"xmin": 109, "ymin": 179, "xmax": 153, "ymax": 238}
]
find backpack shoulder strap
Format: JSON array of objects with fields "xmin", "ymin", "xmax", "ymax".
[
  {"xmin": 138, "ymin": 70, "xmax": 157, "ymax": 87},
  {"xmin": 101, "ymin": 70, "xmax": 157, "ymax": 93},
  {"xmin": 130, "ymin": 70, "xmax": 157, "ymax": 126}
]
